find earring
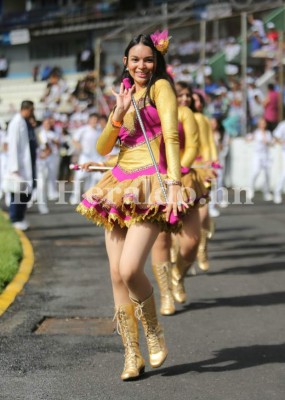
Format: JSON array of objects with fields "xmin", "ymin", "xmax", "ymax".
[{"xmin": 125, "ymin": 67, "xmax": 129, "ymax": 71}]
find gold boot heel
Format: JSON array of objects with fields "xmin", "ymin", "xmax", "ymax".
[
  {"xmin": 152, "ymin": 262, "xmax": 175, "ymax": 316},
  {"xmin": 171, "ymin": 253, "xmax": 191, "ymax": 304},
  {"xmin": 172, "ymin": 265, "xmax": 186, "ymax": 303},
  {"xmin": 131, "ymin": 291, "xmax": 168, "ymax": 368},
  {"xmin": 197, "ymin": 229, "xmax": 209, "ymax": 271},
  {"xmin": 115, "ymin": 303, "xmax": 145, "ymax": 381},
  {"xmin": 170, "ymin": 234, "xmax": 179, "ymax": 264},
  {"xmin": 207, "ymin": 218, "xmax": 215, "ymax": 239}
]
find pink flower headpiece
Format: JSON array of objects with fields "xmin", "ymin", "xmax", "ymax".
[{"xmin": 150, "ymin": 29, "xmax": 171, "ymax": 55}]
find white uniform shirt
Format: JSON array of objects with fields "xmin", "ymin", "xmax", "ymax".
[
  {"xmin": 7, "ymin": 113, "xmax": 33, "ymax": 188},
  {"xmin": 273, "ymin": 121, "xmax": 285, "ymax": 152},
  {"xmin": 251, "ymin": 129, "xmax": 272, "ymax": 158},
  {"xmin": 73, "ymin": 124, "xmax": 104, "ymax": 162},
  {"xmin": 37, "ymin": 128, "xmax": 52, "ymax": 167}
]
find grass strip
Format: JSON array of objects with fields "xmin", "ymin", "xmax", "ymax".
[{"xmin": 0, "ymin": 212, "xmax": 23, "ymax": 294}]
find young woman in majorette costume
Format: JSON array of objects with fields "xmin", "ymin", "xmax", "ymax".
[{"xmin": 76, "ymin": 31, "xmax": 188, "ymax": 380}]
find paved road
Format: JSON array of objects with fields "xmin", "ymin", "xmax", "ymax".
[{"xmin": 0, "ymin": 195, "xmax": 284, "ymax": 400}]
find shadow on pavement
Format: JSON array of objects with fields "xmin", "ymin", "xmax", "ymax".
[
  {"xmin": 144, "ymin": 343, "xmax": 285, "ymax": 377},
  {"xmin": 214, "ymin": 226, "xmax": 254, "ymax": 233},
  {"xmin": 207, "ymin": 261, "xmax": 285, "ymax": 276},
  {"xmin": 211, "ymin": 250, "xmax": 285, "ymax": 260},
  {"xmin": 29, "ymin": 223, "xmax": 93, "ymax": 231},
  {"xmin": 175, "ymin": 291, "xmax": 285, "ymax": 314}
]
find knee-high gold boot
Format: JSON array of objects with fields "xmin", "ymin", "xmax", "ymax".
[
  {"xmin": 207, "ymin": 217, "xmax": 215, "ymax": 239},
  {"xmin": 114, "ymin": 303, "xmax": 145, "ymax": 381},
  {"xmin": 170, "ymin": 234, "xmax": 179, "ymax": 264},
  {"xmin": 197, "ymin": 229, "xmax": 209, "ymax": 271},
  {"xmin": 130, "ymin": 291, "xmax": 168, "ymax": 368},
  {"xmin": 152, "ymin": 261, "xmax": 175, "ymax": 316},
  {"xmin": 171, "ymin": 252, "xmax": 191, "ymax": 304}
]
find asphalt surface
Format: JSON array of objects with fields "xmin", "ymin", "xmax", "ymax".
[{"xmin": 0, "ymin": 194, "xmax": 284, "ymax": 400}]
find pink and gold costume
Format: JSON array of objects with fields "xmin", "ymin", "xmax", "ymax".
[
  {"xmin": 76, "ymin": 79, "xmax": 183, "ymax": 231},
  {"xmin": 174, "ymin": 106, "xmax": 208, "ymax": 204},
  {"xmin": 194, "ymin": 112, "xmax": 218, "ymax": 188}
]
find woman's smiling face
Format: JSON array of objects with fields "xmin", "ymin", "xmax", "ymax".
[
  {"xmin": 124, "ymin": 43, "xmax": 155, "ymax": 90},
  {"xmin": 176, "ymin": 86, "xmax": 192, "ymax": 107}
]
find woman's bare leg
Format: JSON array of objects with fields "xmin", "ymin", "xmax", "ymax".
[
  {"xmin": 105, "ymin": 224, "xmax": 146, "ymax": 381},
  {"xmin": 120, "ymin": 222, "xmax": 160, "ymax": 302},
  {"xmin": 151, "ymin": 231, "xmax": 171, "ymax": 264},
  {"xmin": 178, "ymin": 208, "xmax": 201, "ymax": 262},
  {"xmin": 105, "ymin": 224, "xmax": 129, "ymax": 306},
  {"xmin": 199, "ymin": 203, "xmax": 210, "ymax": 230},
  {"xmin": 120, "ymin": 223, "xmax": 167, "ymax": 368}
]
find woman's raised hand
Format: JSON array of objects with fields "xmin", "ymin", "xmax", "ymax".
[{"xmin": 111, "ymin": 83, "xmax": 135, "ymax": 121}]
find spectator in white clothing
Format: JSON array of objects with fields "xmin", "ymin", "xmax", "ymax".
[
  {"xmin": 0, "ymin": 55, "xmax": 8, "ymax": 78},
  {"xmin": 273, "ymin": 121, "xmax": 285, "ymax": 204},
  {"xmin": 248, "ymin": 14, "xmax": 265, "ymax": 39},
  {"xmin": 69, "ymin": 113, "xmax": 105, "ymax": 204},
  {"xmin": 6, "ymin": 101, "xmax": 35, "ymax": 230},
  {"xmin": 40, "ymin": 68, "xmax": 68, "ymax": 111},
  {"xmin": 36, "ymin": 119, "xmax": 53, "ymax": 214},
  {"xmin": 0, "ymin": 126, "xmax": 8, "ymax": 199},
  {"xmin": 47, "ymin": 116, "xmax": 61, "ymax": 200},
  {"xmin": 247, "ymin": 117, "xmax": 273, "ymax": 201}
]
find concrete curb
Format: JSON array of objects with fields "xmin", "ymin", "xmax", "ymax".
[{"xmin": 0, "ymin": 228, "xmax": 34, "ymax": 316}]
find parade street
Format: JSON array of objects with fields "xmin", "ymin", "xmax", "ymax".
[{"xmin": 0, "ymin": 195, "xmax": 284, "ymax": 400}]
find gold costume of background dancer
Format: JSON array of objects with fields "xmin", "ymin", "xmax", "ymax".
[
  {"xmin": 192, "ymin": 91, "xmax": 218, "ymax": 273},
  {"xmin": 151, "ymin": 81, "xmax": 208, "ymax": 314}
]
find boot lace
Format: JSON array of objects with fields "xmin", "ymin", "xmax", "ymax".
[
  {"xmin": 144, "ymin": 316, "xmax": 161, "ymax": 354},
  {"xmin": 157, "ymin": 264, "xmax": 172, "ymax": 294},
  {"xmin": 134, "ymin": 303, "xmax": 143, "ymax": 320},
  {"xmin": 135, "ymin": 305, "xmax": 161, "ymax": 354},
  {"xmin": 115, "ymin": 309, "xmax": 137, "ymax": 370},
  {"xmin": 113, "ymin": 310, "xmax": 121, "ymax": 335}
]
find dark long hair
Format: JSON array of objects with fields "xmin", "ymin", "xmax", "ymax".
[
  {"xmin": 175, "ymin": 81, "xmax": 193, "ymax": 96},
  {"xmin": 190, "ymin": 91, "xmax": 205, "ymax": 113},
  {"xmin": 121, "ymin": 34, "xmax": 175, "ymax": 106}
]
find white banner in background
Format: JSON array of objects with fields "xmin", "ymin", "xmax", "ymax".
[
  {"xmin": 206, "ymin": 3, "xmax": 232, "ymax": 20},
  {"xmin": 10, "ymin": 29, "xmax": 30, "ymax": 45}
]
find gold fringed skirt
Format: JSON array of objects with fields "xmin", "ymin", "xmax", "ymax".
[{"xmin": 76, "ymin": 169, "xmax": 209, "ymax": 231}]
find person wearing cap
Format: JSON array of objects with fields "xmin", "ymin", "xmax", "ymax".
[
  {"xmin": 249, "ymin": 26, "xmax": 263, "ymax": 54},
  {"xmin": 266, "ymin": 22, "xmax": 279, "ymax": 44}
]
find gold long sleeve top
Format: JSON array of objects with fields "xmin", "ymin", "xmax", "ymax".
[
  {"xmin": 194, "ymin": 112, "xmax": 218, "ymax": 162},
  {"xmin": 178, "ymin": 106, "xmax": 199, "ymax": 168},
  {"xmin": 96, "ymin": 79, "xmax": 181, "ymax": 182},
  {"xmin": 205, "ymin": 116, "xmax": 218, "ymax": 161}
]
